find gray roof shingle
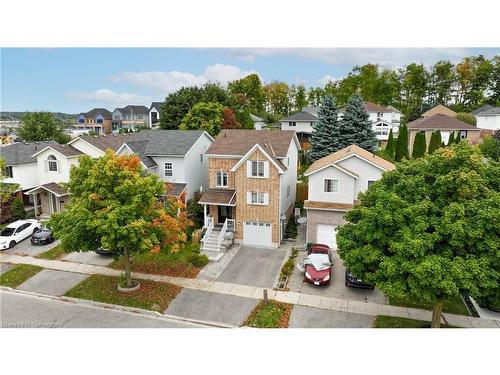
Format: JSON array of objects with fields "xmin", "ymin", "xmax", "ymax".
[
  {"xmin": 1, "ymin": 141, "xmax": 60, "ymax": 165},
  {"xmin": 476, "ymin": 107, "xmax": 500, "ymax": 116},
  {"xmin": 471, "ymin": 104, "xmax": 495, "ymax": 115},
  {"xmin": 281, "ymin": 111, "xmax": 318, "ymax": 122}
]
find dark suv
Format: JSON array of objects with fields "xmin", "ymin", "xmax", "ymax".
[{"xmin": 345, "ymin": 269, "xmax": 374, "ymax": 289}]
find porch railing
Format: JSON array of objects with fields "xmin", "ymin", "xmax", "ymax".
[
  {"xmin": 202, "ymin": 217, "xmax": 214, "ymax": 249},
  {"xmin": 204, "ymin": 215, "xmax": 213, "ymax": 229},
  {"xmin": 217, "ymin": 219, "xmax": 228, "ymax": 251}
]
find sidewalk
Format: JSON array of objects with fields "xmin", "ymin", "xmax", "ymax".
[{"xmin": 1, "ymin": 253, "xmax": 499, "ymax": 328}]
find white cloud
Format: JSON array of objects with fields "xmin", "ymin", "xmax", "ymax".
[
  {"xmin": 65, "ymin": 89, "xmax": 152, "ymax": 107},
  {"xmin": 108, "ymin": 63, "xmax": 257, "ymax": 95},
  {"xmin": 229, "ymin": 48, "xmax": 500, "ymax": 68}
]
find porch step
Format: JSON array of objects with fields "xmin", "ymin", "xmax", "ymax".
[{"xmin": 201, "ymin": 250, "xmax": 224, "ymax": 262}]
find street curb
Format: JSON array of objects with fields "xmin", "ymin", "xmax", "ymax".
[{"xmin": 0, "ymin": 287, "xmax": 235, "ymax": 328}]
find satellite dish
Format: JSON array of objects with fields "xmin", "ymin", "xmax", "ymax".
[{"xmin": 297, "ymin": 217, "xmax": 307, "ymax": 225}]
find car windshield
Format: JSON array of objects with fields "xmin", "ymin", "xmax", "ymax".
[
  {"xmin": 40, "ymin": 226, "xmax": 51, "ymax": 232},
  {"xmin": 0, "ymin": 227, "xmax": 16, "ymax": 236}
]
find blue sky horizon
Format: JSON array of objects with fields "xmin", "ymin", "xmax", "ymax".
[{"xmin": 1, "ymin": 48, "xmax": 499, "ymax": 113}]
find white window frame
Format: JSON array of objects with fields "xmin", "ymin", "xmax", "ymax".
[
  {"xmin": 164, "ymin": 162, "xmax": 173, "ymax": 177},
  {"xmin": 216, "ymin": 171, "xmax": 228, "ymax": 188},
  {"xmin": 249, "ymin": 191, "xmax": 267, "ymax": 205},
  {"xmin": 460, "ymin": 130, "xmax": 467, "ymax": 139},
  {"xmin": 250, "ymin": 160, "xmax": 265, "ymax": 178},
  {"xmin": 323, "ymin": 178, "xmax": 339, "ymax": 193},
  {"xmin": 289, "ymin": 121, "xmax": 296, "ymax": 127},
  {"xmin": 47, "ymin": 155, "xmax": 58, "ymax": 173}
]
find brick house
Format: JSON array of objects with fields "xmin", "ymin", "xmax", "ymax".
[
  {"xmin": 304, "ymin": 145, "xmax": 395, "ymax": 249},
  {"xmin": 198, "ymin": 130, "xmax": 300, "ymax": 257}
]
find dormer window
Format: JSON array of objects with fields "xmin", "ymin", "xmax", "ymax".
[
  {"xmin": 251, "ymin": 161, "xmax": 265, "ymax": 177},
  {"xmin": 47, "ymin": 155, "xmax": 58, "ymax": 172}
]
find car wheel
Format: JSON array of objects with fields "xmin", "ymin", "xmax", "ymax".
[{"xmin": 9, "ymin": 241, "xmax": 16, "ymax": 248}]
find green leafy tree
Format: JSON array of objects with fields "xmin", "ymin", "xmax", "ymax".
[
  {"xmin": 263, "ymin": 81, "xmax": 290, "ymax": 116},
  {"xmin": 50, "ymin": 151, "xmax": 192, "ymax": 288},
  {"xmin": 428, "ymin": 130, "xmax": 442, "ymax": 154},
  {"xmin": 228, "ymin": 74, "xmax": 264, "ymax": 113},
  {"xmin": 18, "ymin": 112, "xmax": 71, "ymax": 143},
  {"xmin": 480, "ymin": 135, "xmax": 500, "ymax": 161},
  {"xmin": 394, "ymin": 124, "xmax": 409, "ymax": 162},
  {"xmin": 447, "ymin": 131, "xmax": 455, "ymax": 146},
  {"xmin": 338, "ymin": 93, "xmax": 377, "ymax": 152},
  {"xmin": 309, "ymin": 95, "xmax": 341, "ymax": 161},
  {"xmin": 10, "ymin": 197, "xmax": 26, "ymax": 220},
  {"xmin": 294, "ymin": 85, "xmax": 308, "ymax": 111},
  {"xmin": 337, "ymin": 143, "xmax": 500, "ymax": 328},
  {"xmin": 179, "ymin": 102, "xmax": 224, "ymax": 136},
  {"xmin": 412, "ymin": 131, "xmax": 426, "ymax": 158},
  {"xmin": 455, "ymin": 112, "xmax": 477, "ymax": 126}
]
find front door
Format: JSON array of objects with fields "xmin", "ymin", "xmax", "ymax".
[{"xmin": 217, "ymin": 206, "xmax": 232, "ymax": 224}]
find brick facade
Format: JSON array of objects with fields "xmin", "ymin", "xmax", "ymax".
[
  {"xmin": 208, "ymin": 157, "xmax": 239, "ymax": 189},
  {"xmin": 306, "ymin": 209, "xmax": 346, "ymax": 244}
]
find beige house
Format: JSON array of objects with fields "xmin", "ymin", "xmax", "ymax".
[
  {"xmin": 407, "ymin": 114, "xmax": 481, "ymax": 154},
  {"xmin": 422, "ymin": 104, "xmax": 457, "ymax": 118},
  {"xmin": 304, "ymin": 145, "xmax": 395, "ymax": 249},
  {"xmin": 198, "ymin": 130, "xmax": 300, "ymax": 257}
]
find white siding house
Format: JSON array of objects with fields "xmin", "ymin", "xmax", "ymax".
[{"xmin": 475, "ymin": 107, "xmax": 500, "ymax": 130}]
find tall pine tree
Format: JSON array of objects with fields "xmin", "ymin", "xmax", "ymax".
[
  {"xmin": 385, "ymin": 129, "xmax": 395, "ymax": 159},
  {"xmin": 338, "ymin": 93, "xmax": 377, "ymax": 152},
  {"xmin": 310, "ymin": 95, "xmax": 341, "ymax": 161},
  {"xmin": 412, "ymin": 131, "xmax": 426, "ymax": 158},
  {"xmin": 428, "ymin": 130, "xmax": 442, "ymax": 154},
  {"xmin": 394, "ymin": 123, "xmax": 409, "ymax": 161},
  {"xmin": 447, "ymin": 131, "xmax": 455, "ymax": 146}
]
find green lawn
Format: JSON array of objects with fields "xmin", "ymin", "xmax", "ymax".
[
  {"xmin": 372, "ymin": 315, "xmax": 456, "ymax": 328},
  {"xmin": 109, "ymin": 243, "xmax": 207, "ymax": 278},
  {"xmin": 0, "ymin": 264, "xmax": 43, "ymax": 288},
  {"xmin": 35, "ymin": 244, "xmax": 66, "ymax": 260},
  {"xmin": 64, "ymin": 274, "xmax": 181, "ymax": 312},
  {"xmin": 389, "ymin": 295, "xmax": 470, "ymax": 316},
  {"xmin": 243, "ymin": 300, "xmax": 292, "ymax": 328}
]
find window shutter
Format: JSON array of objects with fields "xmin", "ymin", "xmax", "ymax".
[
  {"xmin": 264, "ymin": 193, "xmax": 269, "ymax": 205},
  {"xmin": 246, "ymin": 161, "xmax": 252, "ymax": 177},
  {"xmin": 246, "ymin": 192, "xmax": 252, "ymax": 204},
  {"xmin": 264, "ymin": 161, "xmax": 269, "ymax": 177}
]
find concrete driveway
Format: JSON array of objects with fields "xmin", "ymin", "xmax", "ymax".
[
  {"xmin": 289, "ymin": 305, "xmax": 374, "ymax": 328},
  {"xmin": 0, "ymin": 263, "xmax": 14, "ymax": 275},
  {"xmin": 62, "ymin": 251, "xmax": 114, "ymax": 266},
  {"xmin": 17, "ymin": 269, "xmax": 88, "ymax": 296},
  {"xmin": 216, "ymin": 245, "xmax": 286, "ymax": 288},
  {"xmin": 291, "ymin": 251, "xmax": 387, "ymax": 304},
  {"xmin": 3, "ymin": 238, "xmax": 60, "ymax": 257},
  {"xmin": 165, "ymin": 289, "xmax": 259, "ymax": 326}
]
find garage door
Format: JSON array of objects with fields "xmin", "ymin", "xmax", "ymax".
[
  {"xmin": 316, "ymin": 224, "xmax": 337, "ymax": 250},
  {"xmin": 243, "ymin": 221, "xmax": 273, "ymax": 247}
]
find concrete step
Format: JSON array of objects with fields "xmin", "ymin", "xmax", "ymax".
[{"xmin": 201, "ymin": 250, "xmax": 224, "ymax": 262}]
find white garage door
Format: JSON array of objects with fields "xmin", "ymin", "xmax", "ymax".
[
  {"xmin": 316, "ymin": 224, "xmax": 337, "ymax": 250},
  {"xmin": 243, "ymin": 221, "xmax": 273, "ymax": 247}
]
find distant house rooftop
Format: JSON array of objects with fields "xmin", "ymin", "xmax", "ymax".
[
  {"xmin": 471, "ymin": 104, "xmax": 495, "ymax": 116},
  {"xmin": 407, "ymin": 114, "xmax": 479, "ymax": 131},
  {"xmin": 421, "ymin": 104, "xmax": 456, "ymax": 118},
  {"xmin": 1, "ymin": 141, "xmax": 60, "ymax": 165}
]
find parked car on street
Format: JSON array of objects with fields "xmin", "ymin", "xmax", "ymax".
[
  {"xmin": 31, "ymin": 226, "xmax": 55, "ymax": 245},
  {"xmin": 300, "ymin": 244, "xmax": 333, "ymax": 286},
  {"xmin": 0, "ymin": 219, "xmax": 41, "ymax": 249},
  {"xmin": 345, "ymin": 269, "xmax": 374, "ymax": 289}
]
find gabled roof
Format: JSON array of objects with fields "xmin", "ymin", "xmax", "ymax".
[
  {"xmin": 114, "ymin": 105, "xmax": 149, "ymax": 115},
  {"xmin": 1, "ymin": 141, "xmax": 60, "ymax": 165},
  {"xmin": 32, "ymin": 143, "xmax": 83, "ymax": 158},
  {"xmin": 422, "ymin": 104, "xmax": 456, "ymax": 118},
  {"xmin": 150, "ymin": 102, "xmax": 163, "ymax": 112},
  {"xmin": 339, "ymin": 101, "xmax": 393, "ymax": 114},
  {"xmin": 250, "ymin": 113, "xmax": 264, "ymax": 122},
  {"xmin": 476, "ymin": 107, "xmax": 500, "ymax": 116},
  {"xmin": 206, "ymin": 129, "xmax": 299, "ymax": 157},
  {"xmin": 305, "ymin": 144, "xmax": 395, "ymax": 176},
  {"xmin": 118, "ymin": 141, "xmax": 157, "ymax": 168},
  {"xmin": 407, "ymin": 114, "xmax": 479, "ymax": 131},
  {"xmin": 230, "ymin": 143, "xmax": 286, "ymax": 174},
  {"xmin": 281, "ymin": 111, "xmax": 318, "ymax": 122},
  {"xmin": 387, "ymin": 105, "xmax": 402, "ymax": 114},
  {"xmin": 26, "ymin": 182, "xmax": 69, "ymax": 197},
  {"xmin": 471, "ymin": 104, "xmax": 494, "ymax": 115},
  {"xmin": 82, "ymin": 108, "xmax": 112, "ymax": 120},
  {"xmin": 303, "ymin": 106, "xmax": 320, "ymax": 116}
]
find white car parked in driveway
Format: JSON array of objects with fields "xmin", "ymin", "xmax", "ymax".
[{"xmin": 0, "ymin": 219, "xmax": 41, "ymax": 250}]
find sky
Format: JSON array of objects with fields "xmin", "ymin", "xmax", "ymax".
[{"xmin": 1, "ymin": 48, "xmax": 499, "ymax": 113}]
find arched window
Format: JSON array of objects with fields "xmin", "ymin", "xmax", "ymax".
[{"xmin": 47, "ymin": 155, "xmax": 58, "ymax": 172}]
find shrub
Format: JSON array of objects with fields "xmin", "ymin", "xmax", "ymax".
[
  {"xmin": 479, "ymin": 135, "xmax": 500, "ymax": 161},
  {"xmin": 284, "ymin": 216, "xmax": 297, "ymax": 239},
  {"xmin": 280, "ymin": 258, "xmax": 295, "ymax": 278},
  {"xmin": 10, "ymin": 197, "xmax": 26, "ymax": 220},
  {"xmin": 455, "ymin": 112, "xmax": 477, "ymax": 126},
  {"xmin": 186, "ymin": 191, "xmax": 204, "ymax": 229},
  {"xmin": 187, "ymin": 253, "xmax": 209, "ymax": 267}
]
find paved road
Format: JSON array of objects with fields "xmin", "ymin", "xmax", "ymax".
[
  {"xmin": 289, "ymin": 305, "xmax": 374, "ymax": 328},
  {"xmin": 0, "ymin": 289, "xmax": 208, "ymax": 328}
]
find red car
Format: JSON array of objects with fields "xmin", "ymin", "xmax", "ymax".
[{"xmin": 303, "ymin": 244, "xmax": 333, "ymax": 286}]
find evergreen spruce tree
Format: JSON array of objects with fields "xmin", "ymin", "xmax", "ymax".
[
  {"xmin": 428, "ymin": 131, "xmax": 441, "ymax": 154},
  {"xmin": 10, "ymin": 197, "xmax": 26, "ymax": 220},
  {"xmin": 385, "ymin": 129, "xmax": 395, "ymax": 158},
  {"xmin": 309, "ymin": 95, "xmax": 341, "ymax": 161},
  {"xmin": 412, "ymin": 131, "xmax": 426, "ymax": 158},
  {"xmin": 456, "ymin": 132, "xmax": 462, "ymax": 144},
  {"xmin": 447, "ymin": 131, "xmax": 455, "ymax": 146},
  {"xmin": 338, "ymin": 93, "xmax": 377, "ymax": 152},
  {"xmin": 394, "ymin": 123, "xmax": 409, "ymax": 162}
]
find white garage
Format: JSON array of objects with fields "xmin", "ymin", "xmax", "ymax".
[
  {"xmin": 243, "ymin": 221, "xmax": 273, "ymax": 247},
  {"xmin": 316, "ymin": 224, "xmax": 337, "ymax": 250}
]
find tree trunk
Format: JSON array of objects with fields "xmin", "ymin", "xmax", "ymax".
[
  {"xmin": 123, "ymin": 248, "xmax": 133, "ymax": 288},
  {"xmin": 431, "ymin": 301, "xmax": 444, "ymax": 328}
]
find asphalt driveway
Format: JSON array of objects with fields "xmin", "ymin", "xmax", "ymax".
[
  {"xmin": 165, "ymin": 289, "xmax": 259, "ymax": 326},
  {"xmin": 289, "ymin": 305, "xmax": 374, "ymax": 328},
  {"xmin": 3, "ymin": 238, "xmax": 60, "ymax": 257},
  {"xmin": 216, "ymin": 245, "xmax": 286, "ymax": 288}
]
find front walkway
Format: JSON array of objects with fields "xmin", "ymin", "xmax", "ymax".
[{"xmin": 1, "ymin": 253, "xmax": 499, "ymax": 328}]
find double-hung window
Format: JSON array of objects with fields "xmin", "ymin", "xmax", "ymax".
[
  {"xmin": 251, "ymin": 192, "xmax": 266, "ymax": 204},
  {"xmin": 216, "ymin": 171, "xmax": 228, "ymax": 187},
  {"xmin": 47, "ymin": 155, "xmax": 58, "ymax": 172},
  {"xmin": 164, "ymin": 162, "xmax": 173, "ymax": 177},
  {"xmin": 324, "ymin": 178, "xmax": 339, "ymax": 193},
  {"xmin": 4, "ymin": 166, "xmax": 13, "ymax": 178},
  {"xmin": 251, "ymin": 161, "xmax": 265, "ymax": 177},
  {"xmin": 289, "ymin": 121, "xmax": 296, "ymax": 127}
]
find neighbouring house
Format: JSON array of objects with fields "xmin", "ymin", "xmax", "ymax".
[
  {"xmin": 75, "ymin": 108, "xmax": 113, "ymax": 135},
  {"xmin": 149, "ymin": 102, "xmax": 163, "ymax": 128},
  {"xmin": 250, "ymin": 114, "xmax": 266, "ymax": 130},
  {"xmin": 422, "ymin": 104, "xmax": 456, "ymax": 118},
  {"xmin": 407, "ymin": 114, "xmax": 481, "ymax": 153},
  {"xmin": 474, "ymin": 106, "xmax": 500, "ymax": 131},
  {"xmin": 303, "ymin": 145, "xmax": 395, "ymax": 249},
  {"xmin": 23, "ymin": 130, "xmax": 213, "ymax": 218},
  {"xmin": 280, "ymin": 107, "xmax": 319, "ymax": 149},
  {"xmin": 1, "ymin": 141, "xmax": 60, "ymax": 206},
  {"xmin": 112, "ymin": 105, "xmax": 150, "ymax": 132},
  {"xmin": 198, "ymin": 129, "xmax": 300, "ymax": 257}
]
